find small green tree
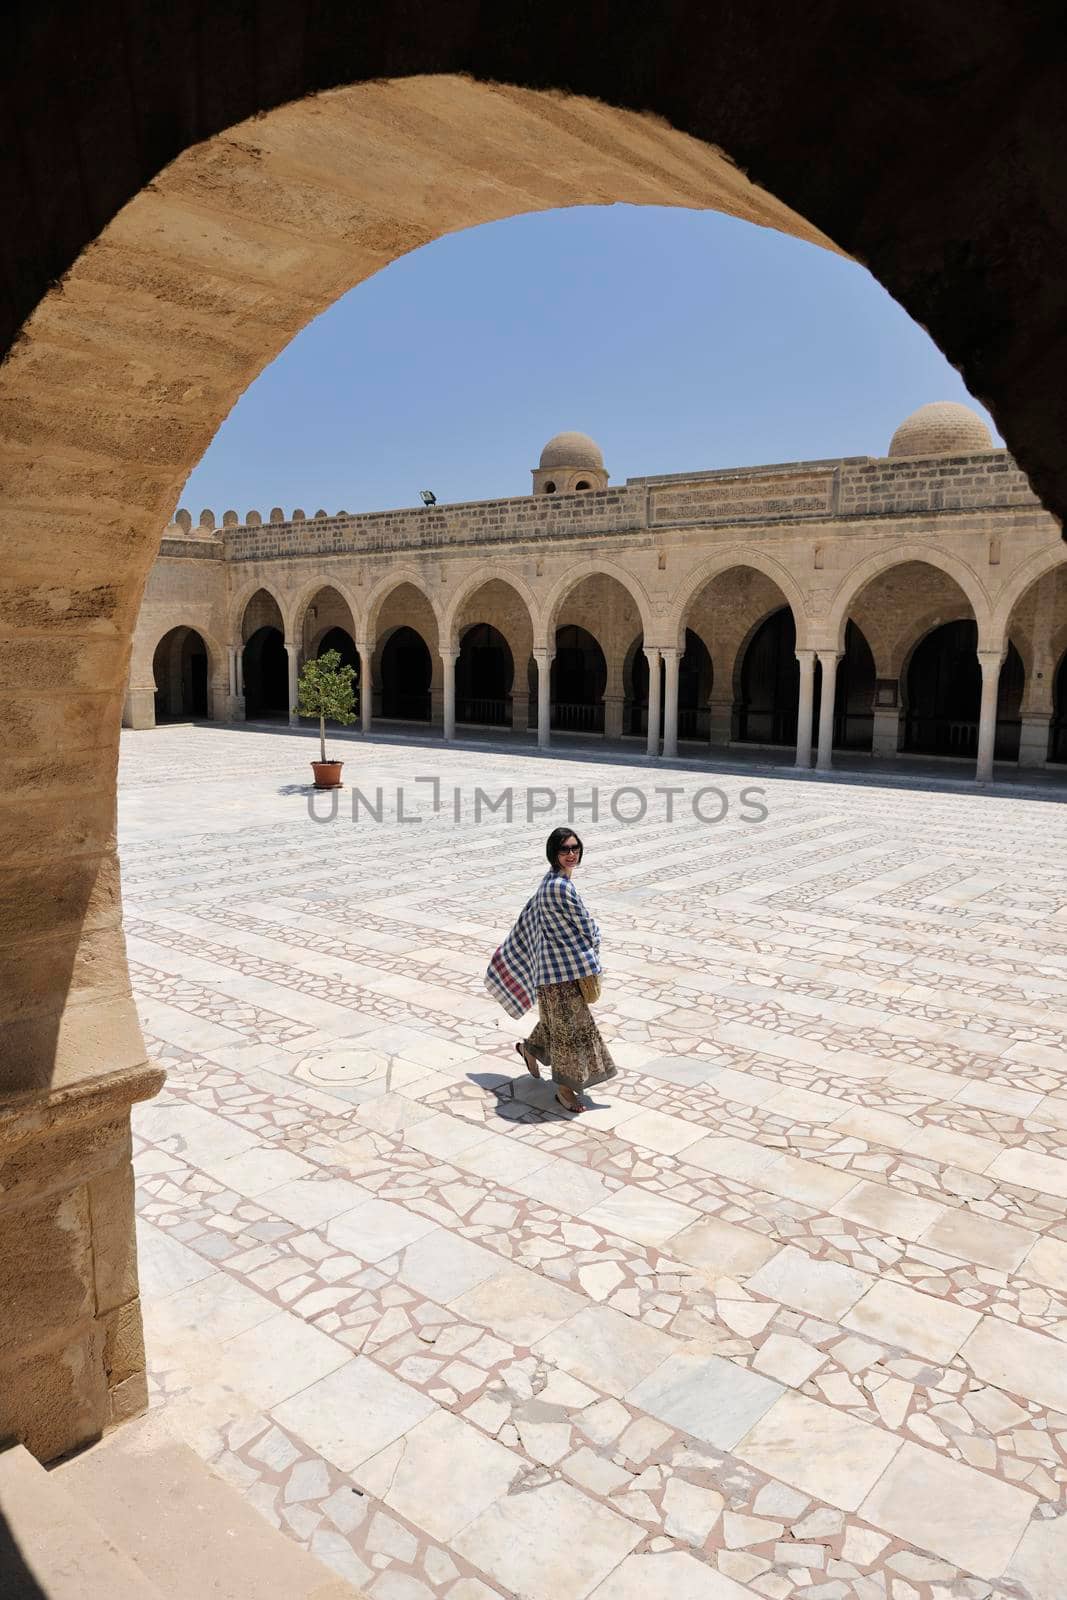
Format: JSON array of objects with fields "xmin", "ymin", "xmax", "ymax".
[{"xmin": 296, "ymin": 649, "xmax": 357, "ymax": 762}]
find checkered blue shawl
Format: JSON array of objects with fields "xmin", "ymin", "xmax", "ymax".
[{"xmin": 485, "ymin": 869, "xmax": 603, "ymax": 1018}]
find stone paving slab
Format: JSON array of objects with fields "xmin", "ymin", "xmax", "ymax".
[{"xmin": 122, "ymin": 725, "xmax": 1067, "ymax": 1600}]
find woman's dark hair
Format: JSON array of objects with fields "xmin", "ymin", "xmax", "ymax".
[{"xmin": 546, "ymin": 826, "xmax": 584, "ymax": 869}]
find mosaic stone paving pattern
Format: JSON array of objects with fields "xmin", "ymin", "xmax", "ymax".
[{"xmin": 123, "ymin": 725, "xmax": 1067, "ymax": 1600}]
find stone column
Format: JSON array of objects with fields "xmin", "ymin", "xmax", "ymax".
[
  {"xmin": 534, "ymin": 649, "xmax": 553, "ymax": 750},
  {"xmin": 815, "ymin": 650, "xmax": 841, "ymax": 772},
  {"xmin": 222, "ymin": 646, "xmax": 243, "ymax": 723},
  {"xmin": 510, "ymin": 692, "xmax": 529, "ymax": 734},
  {"xmin": 795, "ymin": 649, "xmax": 816, "ymax": 768},
  {"xmin": 708, "ymin": 695, "xmax": 733, "ymax": 747},
  {"xmin": 644, "ymin": 647, "xmax": 662, "ymax": 758},
  {"xmin": 358, "ymin": 643, "xmax": 373, "ymax": 733},
  {"xmin": 661, "ymin": 647, "xmax": 680, "ymax": 758},
  {"xmin": 1018, "ymin": 712, "xmax": 1052, "ymax": 767},
  {"xmin": 235, "ymin": 645, "xmax": 245, "ymax": 698},
  {"xmin": 603, "ymin": 693, "xmax": 624, "ymax": 738},
  {"xmin": 122, "ymin": 683, "xmax": 156, "ymax": 730},
  {"xmin": 441, "ymin": 649, "xmax": 457, "ymax": 742},
  {"xmin": 285, "ymin": 642, "xmax": 300, "ymax": 728},
  {"xmin": 975, "ymin": 649, "xmax": 1005, "ymax": 782},
  {"xmin": 871, "ymin": 708, "xmax": 900, "ymax": 756}
]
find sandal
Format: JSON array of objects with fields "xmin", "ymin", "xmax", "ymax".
[
  {"xmin": 555, "ymin": 1091, "xmax": 586, "ymax": 1113},
  {"xmin": 515, "ymin": 1041, "xmax": 541, "ymax": 1079}
]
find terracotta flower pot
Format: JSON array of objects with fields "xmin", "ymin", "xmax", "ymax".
[{"xmin": 311, "ymin": 760, "xmax": 343, "ymax": 789}]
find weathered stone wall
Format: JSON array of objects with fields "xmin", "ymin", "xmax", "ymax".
[{"xmin": 134, "ymin": 446, "xmax": 1067, "ymax": 747}]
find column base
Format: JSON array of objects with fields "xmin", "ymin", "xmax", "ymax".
[
  {"xmin": 223, "ymin": 694, "xmax": 246, "ymax": 723},
  {"xmin": 1018, "ymin": 715, "xmax": 1052, "ymax": 768},
  {"xmin": 122, "ymin": 688, "xmax": 156, "ymax": 731},
  {"xmin": 0, "ymin": 1063, "xmax": 164, "ymax": 1463}
]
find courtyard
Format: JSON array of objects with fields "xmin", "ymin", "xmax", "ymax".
[{"xmin": 126, "ymin": 723, "xmax": 1067, "ymax": 1600}]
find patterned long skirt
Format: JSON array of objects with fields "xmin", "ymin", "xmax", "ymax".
[{"xmin": 524, "ymin": 979, "xmax": 618, "ymax": 1093}]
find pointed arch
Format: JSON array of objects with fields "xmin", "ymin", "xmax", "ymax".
[{"xmin": 538, "ymin": 562, "xmax": 655, "ymax": 649}]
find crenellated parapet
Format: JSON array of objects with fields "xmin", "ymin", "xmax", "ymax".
[{"xmin": 165, "ymin": 449, "xmax": 1045, "ymax": 566}]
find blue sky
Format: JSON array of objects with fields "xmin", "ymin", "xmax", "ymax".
[{"xmin": 179, "ymin": 205, "xmax": 1000, "ymax": 519}]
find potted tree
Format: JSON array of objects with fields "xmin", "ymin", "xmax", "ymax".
[{"xmin": 295, "ymin": 648, "xmax": 357, "ymax": 788}]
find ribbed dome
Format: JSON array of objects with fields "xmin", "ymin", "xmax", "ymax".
[
  {"xmin": 539, "ymin": 431, "xmax": 604, "ymax": 471},
  {"xmin": 888, "ymin": 402, "xmax": 993, "ymax": 458}
]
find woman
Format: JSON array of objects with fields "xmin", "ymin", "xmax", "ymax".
[{"xmin": 485, "ymin": 827, "xmax": 617, "ymax": 1113}]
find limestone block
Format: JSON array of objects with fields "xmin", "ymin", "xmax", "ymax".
[
  {"xmin": 89, "ymin": 1161, "xmax": 139, "ymax": 1314},
  {"xmin": 0, "ymin": 1187, "xmax": 95, "ymax": 1354},
  {"xmin": 0, "ymin": 1325, "xmax": 109, "ymax": 1464}
]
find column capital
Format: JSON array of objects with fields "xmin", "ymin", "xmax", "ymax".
[
  {"xmin": 977, "ymin": 647, "xmax": 1007, "ymax": 669},
  {"xmin": 283, "ymin": 638, "xmax": 299, "ymax": 654},
  {"xmin": 532, "ymin": 646, "xmax": 555, "ymax": 662},
  {"xmin": 795, "ymin": 647, "xmax": 817, "ymax": 663},
  {"xmin": 642, "ymin": 644, "xmax": 663, "ymax": 661},
  {"xmin": 439, "ymin": 647, "xmax": 459, "ymax": 664}
]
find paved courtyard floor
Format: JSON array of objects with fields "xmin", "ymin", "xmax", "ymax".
[{"xmin": 124, "ymin": 723, "xmax": 1067, "ymax": 1600}]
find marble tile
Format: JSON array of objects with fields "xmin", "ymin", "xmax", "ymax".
[
  {"xmin": 450, "ymin": 1137, "xmax": 557, "ymax": 1183},
  {"xmin": 860, "ymin": 1440, "xmax": 1036, "ymax": 1579},
  {"xmin": 399, "ymin": 1111, "xmax": 496, "ymax": 1159},
  {"xmin": 264, "ymin": 1174, "xmax": 372, "ymax": 1228},
  {"xmin": 616, "ymin": 1108, "xmax": 708, "ymax": 1156},
  {"xmin": 635, "ymin": 1056, "xmax": 726, "ymax": 1088},
  {"xmin": 961, "ymin": 1317, "xmax": 1067, "ymax": 1413},
  {"xmin": 746, "ymin": 1245, "xmax": 872, "ymax": 1321},
  {"xmin": 989, "ymin": 1146, "xmax": 1067, "ymax": 1199},
  {"xmin": 1021, "ymin": 1232, "xmax": 1067, "ymax": 1291},
  {"xmin": 1007, "ymin": 1508, "xmax": 1067, "ymax": 1600},
  {"xmin": 135, "ymin": 1101, "xmax": 261, "ymax": 1162},
  {"xmin": 507, "ymin": 1156, "xmax": 614, "ymax": 1215},
  {"xmin": 197, "ymin": 1145, "xmax": 316, "ymax": 1198},
  {"xmin": 910, "ymin": 1124, "xmax": 1002, "ymax": 1174},
  {"xmin": 356, "ymin": 1408, "xmax": 521, "ymax": 1539},
  {"xmin": 145, "ymin": 1269, "xmax": 278, "ymax": 1343},
  {"xmin": 449, "ymin": 1267, "xmax": 587, "ymax": 1345},
  {"xmin": 453, "ymin": 1478, "xmax": 643, "ymax": 1600},
  {"xmin": 395, "ymin": 1226, "xmax": 503, "ymax": 1302},
  {"xmin": 581, "ymin": 1189, "xmax": 701, "ymax": 1249},
  {"xmin": 627, "ymin": 1351, "xmax": 783, "ymax": 1450},
  {"xmin": 737, "ymin": 1390, "xmax": 902, "ymax": 1511},
  {"xmin": 666, "ymin": 1215, "xmax": 780, "ymax": 1278},
  {"xmin": 221, "ymin": 1310, "xmax": 350, "ymax": 1408},
  {"xmin": 534, "ymin": 1305, "xmax": 678, "ymax": 1399},
  {"xmin": 589, "ymin": 1550, "xmax": 754, "ymax": 1599},
  {"xmin": 757, "ymin": 1154, "xmax": 861, "ymax": 1208},
  {"xmin": 135, "ymin": 1218, "xmax": 216, "ymax": 1300},
  {"xmin": 326, "ymin": 1195, "xmax": 440, "ymax": 1263},
  {"xmin": 681, "ymin": 1134, "xmax": 783, "ymax": 1183},
  {"xmin": 271, "ymin": 1357, "xmax": 438, "ymax": 1472},
  {"xmin": 831, "ymin": 1178, "xmax": 946, "ymax": 1242},
  {"xmin": 842, "ymin": 1277, "xmax": 981, "ymax": 1363},
  {"xmin": 919, "ymin": 1206, "xmax": 1036, "ymax": 1272},
  {"xmin": 751, "ymin": 1331, "xmax": 826, "ymax": 1388}
]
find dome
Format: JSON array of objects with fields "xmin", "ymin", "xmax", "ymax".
[
  {"xmin": 888, "ymin": 402, "xmax": 993, "ymax": 458},
  {"xmin": 539, "ymin": 431, "xmax": 604, "ymax": 471}
]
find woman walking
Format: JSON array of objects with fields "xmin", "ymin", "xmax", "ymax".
[{"xmin": 486, "ymin": 827, "xmax": 617, "ymax": 1113}]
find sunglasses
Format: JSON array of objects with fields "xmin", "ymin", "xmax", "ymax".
[{"xmin": 558, "ymin": 844, "xmax": 580, "ymax": 855}]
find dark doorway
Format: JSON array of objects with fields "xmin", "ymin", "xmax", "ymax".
[
  {"xmin": 904, "ymin": 620, "xmax": 1023, "ymax": 759},
  {"xmin": 243, "ymin": 625, "xmax": 287, "ymax": 719},
  {"xmin": 552, "ymin": 625, "xmax": 606, "ymax": 733},
  {"xmin": 381, "ymin": 626, "xmax": 432, "ymax": 720},
  {"xmin": 457, "ymin": 623, "xmax": 512, "ymax": 725},
  {"xmin": 152, "ymin": 626, "xmax": 209, "ymax": 721},
  {"xmin": 1051, "ymin": 652, "xmax": 1067, "ymax": 763},
  {"xmin": 738, "ymin": 607, "xmax": 798, "ymax": 746},
  {"xmin": 317, "ymin": 626, "xmax": 360, "ymax": 680}
]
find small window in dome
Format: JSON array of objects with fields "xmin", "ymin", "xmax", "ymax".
[
  {"xmin": 543, "ymin": 481, "xmax": 557, "ymax": 493},
  {"xmin": 575, "ymin": 480, "xmax": 591, "ymax": 491}
]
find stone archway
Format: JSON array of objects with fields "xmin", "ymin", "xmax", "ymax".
[
  {"xmin": 6, "ymin": 24, "xmax": 1067, "ymax": 1464},
  {"xmin": 151, "ymin": 625, "xmax": 210, "ymax": 721}
]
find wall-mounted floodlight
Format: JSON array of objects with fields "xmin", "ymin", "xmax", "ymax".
[{"xmin": 419, "ymin": 489, "xmax": 437, "ymax": 507}]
